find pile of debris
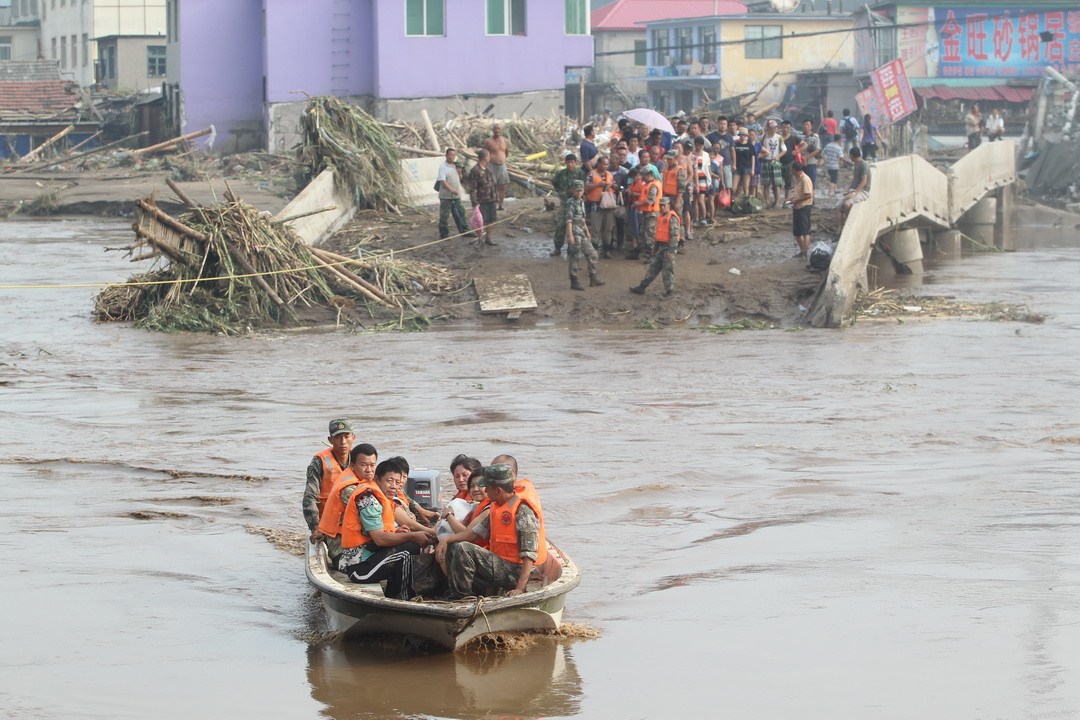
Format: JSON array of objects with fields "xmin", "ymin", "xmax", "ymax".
[{"xmin": 94, "ymin": 182, "xmax": 461, "ymax": 334}]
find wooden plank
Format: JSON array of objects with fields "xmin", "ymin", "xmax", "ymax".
[{"xmin": 473, "ymin": 274, "xmax": 537, "ymax": 315}]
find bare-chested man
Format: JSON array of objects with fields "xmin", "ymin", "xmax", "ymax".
[{"xmin": 484, "ymin": 124, "xmax": 511, "ymax": 211}]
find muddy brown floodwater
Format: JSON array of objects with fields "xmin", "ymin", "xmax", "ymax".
[{"xmin": 2, "ymin": 217, "xmax": 1080, "ymax": 719}]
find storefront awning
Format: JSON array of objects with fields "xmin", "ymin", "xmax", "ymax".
[{"xmin": 915, "ymin": 85, "xmax": 1034, "ymax": 103}]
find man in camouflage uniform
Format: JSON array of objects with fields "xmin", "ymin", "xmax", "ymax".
[
  {"xmin": 437, "ymin": 464, "xmax": 543, "ymax": 598},
  {"xmin": 630, "ymin": 196, "xmax": 680, "ymax": 298},
  {"xmin": 632, "ymin": 163, "xmax": 663, "ymax": 260},
  {"xmin": 565, "ymin": 181, "xmax": 604, "ymax": 291},
  {"xmin": 302, "ymin": 418, "xmax": 355, "ymax": 535},
  {"xmin": 550, "ymin": 153, "xmax": 585, "ymax": 256}
]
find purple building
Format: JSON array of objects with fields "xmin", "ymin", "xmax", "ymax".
[{"xmin": 166, "ymin": 0, "xmax": 593, "ymax": 153}]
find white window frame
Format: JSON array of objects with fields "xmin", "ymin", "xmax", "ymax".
[
  {"xmin": 486, "ymin": 0, "xmax": 526, "ymax": 37},
  {"xmin": 564, "ymin": 0, "xmax": 588, "ymax": 36},
  {"xmin": 745, "ymin": 25, "xmax": 782, "ymax": 60},
  {"xmin": 0, "ymin": 37, "xmax": 12, "ymax": 62},
  {"xmin": 147, "ymin": 45, "xmax": 166, "ymax": 77},
  {"xmin": 404, "ymin": 0, "xmax": 445, "ymax": 37}
]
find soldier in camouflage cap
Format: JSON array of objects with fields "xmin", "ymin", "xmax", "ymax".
[
  {"xmin": 302, "ymin": 418, "xmax": 355, "ymax": 535},
  {"xmin": 565, "ymin": 181, "xmax": 604, "ymax": 291},
  {"xmin": 550, "ymin": 154, "xmax": 586, "ymax": 256},
  {"xmin": 436, "ymin": 463, "xmax": 545, "ymax": 599}
]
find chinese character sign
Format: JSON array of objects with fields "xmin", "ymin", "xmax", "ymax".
[
  {"xmin": 856, "ymin": 87, "xmax": 889, "ymax": 131},
  {"xmin": 870, "ymin": 59, "xmax": 918, "ymax": 123},
  {"xmin": 896, "ymin": 6, "xmax": 1080, "ymax": 78}
]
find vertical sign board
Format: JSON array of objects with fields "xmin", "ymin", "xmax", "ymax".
[
  {"xmin": 870, "ymin": 59, "xmax": 918, "ymax": 123},
  {"xmin": 896, "ymin": 7, "xmax": 1080, "ymax": 79},
  {"xmin": 856, "ymin": 87, "xmax": 889, "ymax": 131}
]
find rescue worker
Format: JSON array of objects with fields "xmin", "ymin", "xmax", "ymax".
[
  {"xmin": 550, "ymin": 153, "xmax": 585, "ymax": 257},
  {"xmin": 630, "ymin": 196, "xmax": 680, "ymax": 298},
  {"xmin": 302, "ymin": 419, "xmax": 355, "ymax": 536},
  {"xmin": 565, "ymin": 180, "xmax": 604, "ymax": 291},
  {"xmin": 661, "ymin": 151, "xmax": 686, "ymax": 208},
  {"xmin": 632, "ymin": 164, "xmax": 663, "ymax": 260},
  {"xmin": 313, "ymin": 443, "xmax": 378, "ymax": 567},
  {"xmin": 436, "ymin": 463, "xmax": 547, "ymax": 599},
  {"xmin": 338, "ymin": 457, "xmax": 436, "ymax": 599}
]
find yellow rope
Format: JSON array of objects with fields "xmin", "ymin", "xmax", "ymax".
[{"xmin": 0, "ymin": 209, "xmax": 528, "ymax": 291}]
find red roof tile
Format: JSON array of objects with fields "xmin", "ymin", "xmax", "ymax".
[
  {"xmin": 592, "ymin": 0, "xmax": 749, "ymax": 31},
  {"xmin": 915, "ymin": 85, "xmax": 1033, "ymax": 104},
  {"xmin": 0, "ymin": 80, "xmax": 79, "ymax": 115}
]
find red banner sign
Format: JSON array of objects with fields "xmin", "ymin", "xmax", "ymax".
[{"xmin": 870, "ymin": 59, "xmax": 918, "ymax": 123}]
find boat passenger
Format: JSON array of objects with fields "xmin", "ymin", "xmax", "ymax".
[
  {"xmin": 302, "ymin": 419, "xmax": 355, "ymax": 536},
  {"xmin": 437, "ymin": 467, "xmax": 486, "ymax": 539},
  {"xmin": 437, "ymin": 463, "xmax": 547, "ymax": 599},
  {"xmin": 339, "ymin": 457, "xmax": 436, "ymax": 599},
  {"xmin": 450, "ymin": 454, "xmax": 483, "ymax": 500},
  {"xmin": 386, "ymin": 456, "xmax": 440, "ymax": 528},
  {"xmin": 313, "ymin": 443, "xmax": 377, "ymax": 566}
]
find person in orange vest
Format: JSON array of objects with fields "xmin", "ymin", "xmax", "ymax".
[
  {"xmin": 632, "ymin": 168, "xmax": 663, "ymax": 261},
  {"xmin": 313, "ymin": 442, "xmax": 378, "ymax": 567},
  {"xmin": 436, "ymin": 463, "xmax": 547, "ymax": 599},
  {"xmin": 450, "ymin": 454, "xmax": 483, "ymax": 501},
  {"xmin": 630, "ymin": 196, "xmax": 680, "ymax": 298},
  {"xmin": 302, "ymin": 418, "xmax": 355, "ymax": 537},
  {"xmin": 584, "ymin": 156, "xmax": 616, "ymax": 258},
  {"xmin": 338, "ymin": 457, "xmax": 436, "ymax": 599}
]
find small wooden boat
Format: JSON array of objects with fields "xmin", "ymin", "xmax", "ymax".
[{"xmin": 306, "ymin": 540, "xmax": 581, "ymax": 651}]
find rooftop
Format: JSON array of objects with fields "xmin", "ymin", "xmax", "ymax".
[
  {"xmin": 0, "ymin": 60, "xmax": 62, "ymax": 83},
  {"xmin": 592, "ymin": 0, "xmax": 748, "ymax": 32}
]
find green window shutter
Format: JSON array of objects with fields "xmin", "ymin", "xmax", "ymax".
[
  {"xmin": 634, "ymin": 39, "xmax": 646, "ymax": 66},
  {"xmin": 487, "ymin": 0, "xmax": 504, "ymax": 34},
  {"xmin": 405, "ymin": 0, "xmax": 424, "ymax": 35},
  {"xmin": 426, "ymin": 0, "xmax": 444, "ymax": 35}
]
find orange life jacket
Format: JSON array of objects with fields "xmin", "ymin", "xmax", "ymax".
[
  {"xmin": 453, "ymin": 488, "xmax": 471, "ymax": 501},
  {"xmin": 656, "ymin": 210, "xmax": 679, "ymax": 243},
  {"xmin": 314, "ymin": 448, "xmax": 352, "ymax": 518},
  {"xmin": 340, "ymin": 481, "xmax": 396, "ymax": 549},
  {"xmin": 585, "ymin": 170, "xmax": 612, "ymax": 203},
  {"xmin": 628, "ymin": 177, "xmax": 645, "ymax": 204},
  {"xmin": 662, "ymin": 166, "xmax": 680, "ymax": 196},
  {"xmin": 638, "ymin": 179, "xmax": 662, "ymax": 212},
  {"xmin": 316, "ymin": 469, "xmax": 360, "ymax": 537},
  {"xmin": 488, "ymin": 494, "xmax": 548, "ymax": 566}
]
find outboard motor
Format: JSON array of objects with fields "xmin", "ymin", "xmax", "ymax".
[{"xmin": 406, "ymin": 468, "xmax": 441, "ymax": 511}]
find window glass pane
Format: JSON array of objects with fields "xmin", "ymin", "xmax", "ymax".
[
  {"xmin": 700, "ymin": 26, "xmax": 716, "ymax": 63},
  {"xmin": 426, "ymin": 0, "xmax": 443, "ymax": 34},
  {"xmin": 510, "ymin": 0, "xmax": 526, "ymax": 35},
  {"xmin": 634, "ymin": 39, "xmax": 646, "ymax": 66},
  {"xmin": 405, "ymin": 0, "xmax": 424, "ymax": 35},
  {"xmin": 487, "ymin": 0, "xmax": 504, "ymax": 34}
]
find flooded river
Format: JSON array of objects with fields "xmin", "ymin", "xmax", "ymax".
[{"xmin": 2, "ymin": 218, "xmax": 1079, "ymax": 719}]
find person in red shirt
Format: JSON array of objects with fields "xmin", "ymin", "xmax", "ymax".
[{"xmin": 821, "ymin": 110, "xmax": 839, "ymax": 138}]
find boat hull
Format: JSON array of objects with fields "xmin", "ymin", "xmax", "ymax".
[{"xmin": 306, "ymin": 542, "xmax": 579, "ymax": 651}]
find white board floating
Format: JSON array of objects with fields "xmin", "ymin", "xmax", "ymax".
[{"xmin": 473, "ymin": 274, "xmax": 538, "ymax": 315}]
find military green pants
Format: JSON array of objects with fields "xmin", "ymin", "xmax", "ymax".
[
  {"xmin": 568, "ymin": 230, "xmax": 599, "ymax": 283},
  {"xmin": 553, "ymin": 201, "xmax": 568, "ymax": 251},
  {"xmin": 639, "ymin": 241, "xmax": 675, "ymax": 293},
  {"xmin": 446, "ymin": 541, "xmax": 523, "ymax": 599},
  {"xmin": 640, "ymin": 212, "xmax": 658, "ymax": 252}
]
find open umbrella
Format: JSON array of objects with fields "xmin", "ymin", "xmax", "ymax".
[{"xmin": 623, "ymin": 108, "xmax": 675, "ymax": 135}]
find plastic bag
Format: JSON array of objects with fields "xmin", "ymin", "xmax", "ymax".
[
  {"xmin": 600, "ymin": 190, "xmax": 617, "ymax": 209},
  {"xmin": 808, "ymin": 240, "xmax": 834, "ymax": 270},
  {"xmin": 468, "ymin": 204, "xmax": 484, "ymax": 231},
  {"xmin": 731, "ymin": 195, "xmax": 763, "ymax": 215},
  {"xmin": 718, "ymin": 188, "xmax": 732, "ymax": 209}
]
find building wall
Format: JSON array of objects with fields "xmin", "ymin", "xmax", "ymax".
[
  {"xmin": 718, "ymin": 17, "xmax": 853, "ymax": 103},
  {"xmin": 178, "ymin": 0, "xmax": 263, "ymax": 152},
  {"xmin": 263, "ymin": 0, "xmax": 375, "ymax": 104},
  {"xmin": 371, "ymin": 0, "xmax": 592, "ymax": 99},
  {"xmin": 593, "ymin": 29, "xmax": 647, "ymax": 103},
  {"xmin": 99, "ymin": 34, "xmax": 163, "ymax": 90},
  {"xmin": 40, "ymin": 0, "xmax": 164, "ymax": 85},
  {"xmin": 0, "ymin": 23, "xmax": 39, "ymax": 61}
]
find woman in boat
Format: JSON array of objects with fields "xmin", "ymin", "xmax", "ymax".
[
  {"xmin": 437, "ymin": 466, "xmax": 487, "ymax": 539},
  {"xmin": 449, "ymin": 454, "xmax": 482, "ymax": 500}
]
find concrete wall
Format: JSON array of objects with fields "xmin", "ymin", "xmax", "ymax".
[
  {"xmin": 99, "ymin": 34, "xmax": 165, "ymax": 90},
  {"xmin": 718, "ymin": 17, "xmax": 853, "ymax": 102},
  {"xmin": 0, "ymin": 23, "xmax": 38, "ymax": 62},
  {"xmin": 371, "ymin": 0, "xmax": 592, "ymax": 99},
  {"xmin": 593, "ymin": 29, "xmax": 646, "ymax": 104},
  {"xmin": 809, "ymin": 141, "xmax": 1016, "ymax": 327},
  {"xmin": 178, "ymin": 0, "xmax": 263, "ymax": 152}
]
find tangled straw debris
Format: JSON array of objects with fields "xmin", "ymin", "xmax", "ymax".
[
  {"xmin": 297, "ymin": 96, "xmax": 410, "ymax": 211},
  {"xmin": 853, "ymin": 288, "xmax": 1046, "ymax": 323}
]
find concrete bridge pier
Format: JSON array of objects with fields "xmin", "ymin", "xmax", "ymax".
[
  {"xmin": 995, "ymin": 185, "xmax": 1015, "ymax": 250},
  {"xmin": 958, "ymin": 197, "xmax": 997, "ymax": 251},
  {"xmin": 932, "ymin": 229, "xmax": 963, "ymax": 260},
  {"xmin": 886, "ymin": 228, "xmax": 924, "ymax": 274}
]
